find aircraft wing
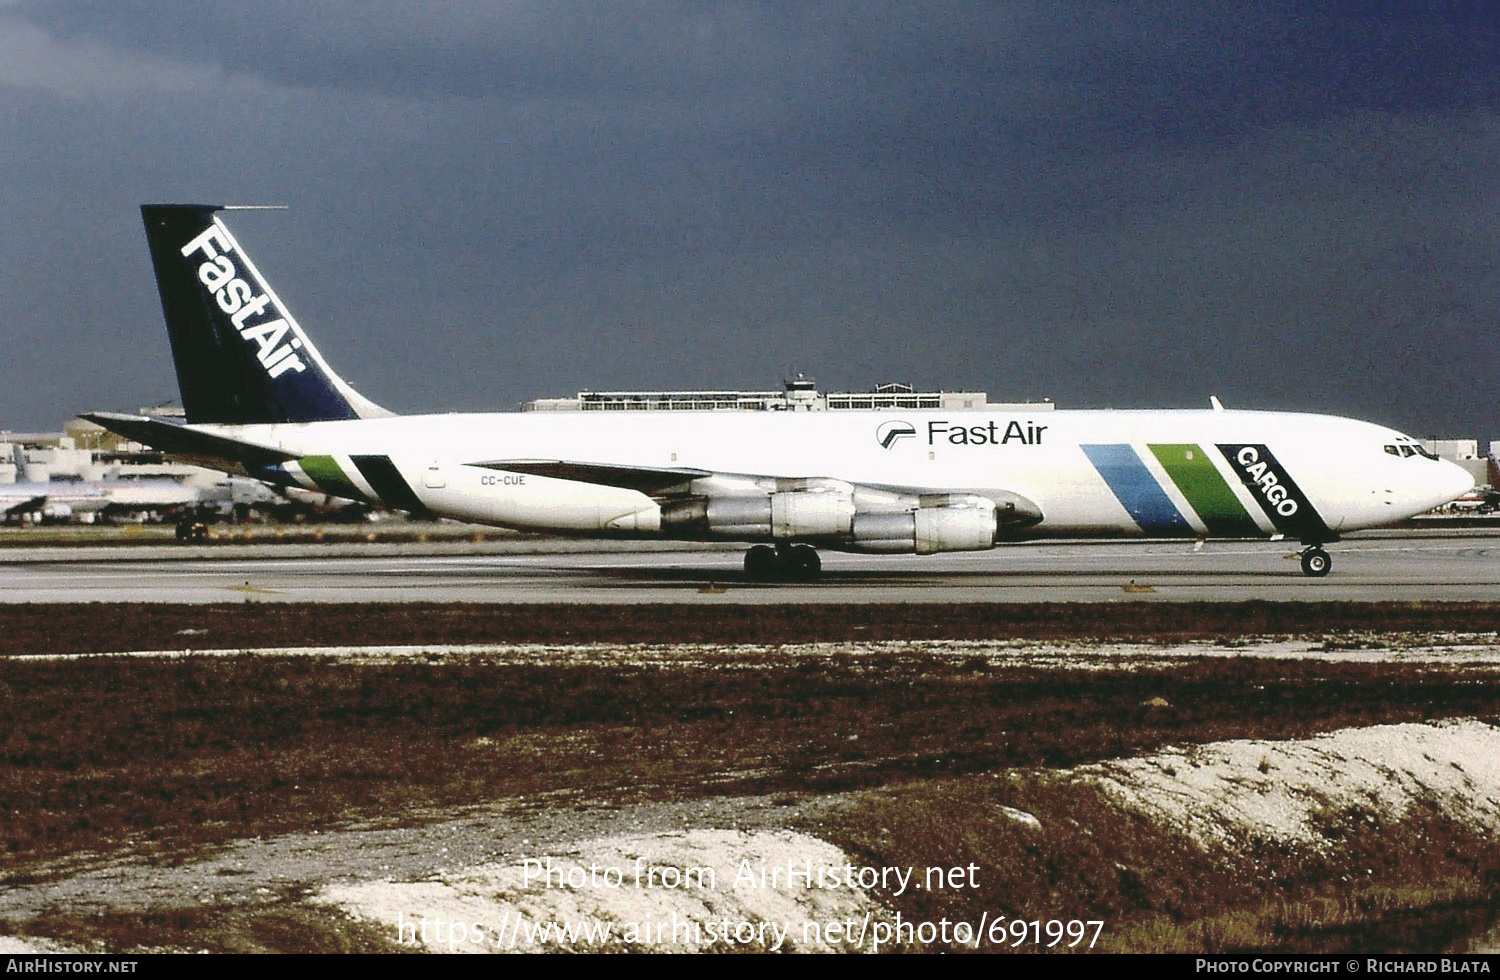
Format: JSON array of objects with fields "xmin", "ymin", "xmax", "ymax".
[
  {"xmin": 83, "ymin": 412, "xmax": 299, "ymax": 472},
  {"xmin": 472, "ymin": 457, "xmax": 1044, "ymax": 549},
  {"xmin": 476, "ymin": 457, "xmax": 1040, "ymax": 517},
  {"xmin": 475, "ymin": 458, "xmax": 1021, "ymax": 501},
  {"xmin": 472, "ymin": 459, "xmax": 713, "ymax": 494}
]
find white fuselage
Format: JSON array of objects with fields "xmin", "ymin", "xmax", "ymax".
[
  {"xmin": 205, "ymin": 407, "xmax": 1471, "ymax": 546},
  {"xmin": 121, "ymin": 206, "xmax": 1473, "ymax": 567}
]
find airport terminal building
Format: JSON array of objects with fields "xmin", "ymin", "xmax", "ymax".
[{"xmin": 521, "ymin": 380, "xmax": 1054, "ymax": 414}]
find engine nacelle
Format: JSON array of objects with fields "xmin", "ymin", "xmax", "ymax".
[
  {"xmin": 772, "ymin": 486, "xmax": 856, "ymax": 538},
  {"xmin": 660, "ymin": 479, "xmax": 1041, "ymax": 553},
  {"xmin": 662, "ymin": 478, "xmax": 857, "ymax": 539},
  {"xmin": 850, "ymin": 494, "xmax": 999, "ymax": 554},
  {"xmin": 916, "ymin": 501, "xmax": 998, "ymax": 553}
]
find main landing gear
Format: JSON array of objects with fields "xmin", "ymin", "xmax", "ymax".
[
  {"xmin": 743, "ymin": 543, "xmax": 822, "ymax": 581},
  {"xmin": 1300, "ymin": 545, "xmax": 1332, "ymax": 577}
]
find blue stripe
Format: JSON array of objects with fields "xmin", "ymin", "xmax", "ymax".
[{"xmin": 1082, "ymin": 444, "xmax": 1194, "ymax": 535}]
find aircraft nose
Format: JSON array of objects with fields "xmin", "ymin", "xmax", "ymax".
[{"xmin": 1435, "ymin": 459, "xmax": 1474, "ymax": 505}]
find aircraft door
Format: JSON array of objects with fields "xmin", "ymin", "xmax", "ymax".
[{"xmin": 423, "ymin": 461, "xmax": 446, "ymax": 489}]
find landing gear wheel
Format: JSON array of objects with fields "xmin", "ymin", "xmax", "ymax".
[
  {"xmin": 1300, "ymin": 547, "xmax": 1331, "ymax": 577},
  {"xmin": 743, "ymin": 543, "xmax": 823, "ymax": 581},
  {"xmin": 175, "ymin": 519, "xmax": 208, "ymax": 543},
  {"xmin": 784, "ymin": 544, "xmax": 822, "ymax": 580},
  {"xmin": 744, "ymin": 545, "xmax": 779, "ymax": 579}
]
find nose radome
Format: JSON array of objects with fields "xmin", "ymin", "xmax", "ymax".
[{"xmin": 1437, "ymin": 460, "xmax": 1474, "ymax": 504}]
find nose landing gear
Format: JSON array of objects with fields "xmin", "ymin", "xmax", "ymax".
[{"xmin": 1300, "ymin": 546, "xmax": 1331, "ymax": 577}]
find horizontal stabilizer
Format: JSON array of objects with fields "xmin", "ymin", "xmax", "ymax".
[
  {"xmin": 83, "ymin": 412, "xmax": 299, "ymax": 470},
  {"xmin": 473, "ymin": 459, "xmax": 711, "ymax": 494},
  {"xmin": 3, "ymin": 495, "xmax": 47, "ymax": 517}
]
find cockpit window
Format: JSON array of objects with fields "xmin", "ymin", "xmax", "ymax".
[{"xmin": 1387, "ymin": 440, "xmax": 1440, "ymax": 460}]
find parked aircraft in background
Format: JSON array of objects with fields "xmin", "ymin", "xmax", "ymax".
[
  {"xmin": 2, "ymin": 445, "xmax": 198, "ymax": 522},
  {"xmin": 1443, "ymin": 460, "xmax": 1500, "ymax": 514},
  {"xmin": 86, "ymin": 205, "xmax": 1472, "ymax": 577}
]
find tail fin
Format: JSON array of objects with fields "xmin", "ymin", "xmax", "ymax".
[
  {"xmin": 11, "ymin": 444, "xmax": 31, "ymax": 482},
  {"xmin": 140, "ymin": 205, "xmax": 393, "ymax": 425}
]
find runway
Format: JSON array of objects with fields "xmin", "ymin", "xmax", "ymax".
[{"xmin": 2, "ymin": 527, "xmax": 1497, "ymax": 603}]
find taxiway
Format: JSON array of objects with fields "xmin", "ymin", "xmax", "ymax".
[{"xmin": 1, "ymin": 528, "xmax": 1496, "ymax": 603}]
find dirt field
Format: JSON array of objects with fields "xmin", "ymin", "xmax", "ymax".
[
  {"xmin": 4, "ymin": 603, "xmax": 1500, "ymax": 953},
  {"xmin": 6, "ymin": 600, "xmax": 1500, "ymax": 656}
]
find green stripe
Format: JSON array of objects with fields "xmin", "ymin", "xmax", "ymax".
[
  {"xmin": 1148, "ymin": 444, "xmax": 1262, "ymax": 537},
  {"xmin": 297, "ymin": 455, "xmax": 369, "ymax": 502}
]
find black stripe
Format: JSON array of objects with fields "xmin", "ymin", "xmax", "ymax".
[
  {"xmin": 1216, "ymin": 444, "xmax": 1333, "ymax": 543},
  {"xmin": 350, "ymin": 456, "xmax": 431, "ymax": 516}
]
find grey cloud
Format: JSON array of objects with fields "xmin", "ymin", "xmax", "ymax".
[{"xmin": 0, "ymin": 2, "xmax": 1495, "ymax": 436}]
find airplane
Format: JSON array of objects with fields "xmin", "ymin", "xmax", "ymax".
[
  {"xmin": 2, "ymin": 442, "xmax": 107, "ymax": 521},
  {"xmin": 84, "ymin": 204, "xmax": 1473, "ymax": 578},
  {"xmin": 2, "ymin": 444, "xmax": 198, "ymax": 522}
]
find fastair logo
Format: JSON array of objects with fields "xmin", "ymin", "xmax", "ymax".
[
  {"xmin": 180, "ymin": 221, "xmax": 308, "ymax": 380},
  {"xmin": 877, "ymin": 420, "xmax": 917, "ymax": 449}
]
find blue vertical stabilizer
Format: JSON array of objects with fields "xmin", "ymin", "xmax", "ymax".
[{"xmin": 141, "ymin": 205, "xmax": 392, "ymax": 425}]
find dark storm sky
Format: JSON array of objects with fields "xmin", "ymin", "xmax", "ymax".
[{"xmin": 2, "ymin": 2, "xmax": 1497, "ymax": 437}]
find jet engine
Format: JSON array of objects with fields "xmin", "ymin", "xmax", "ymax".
[
  {"xmin": 849, "ymin": 494, "xmax": 1001, "ymax": 554},
  {"xmin": 657, "ymin": 476, "xmax": 1041, "ymax": 554},
  {"xmin": 661, "ymin": 477, "xmax": 857, "ymax": 539}
]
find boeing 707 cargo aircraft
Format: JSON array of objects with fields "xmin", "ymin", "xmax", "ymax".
[{"xmin": 85, "ymin": 205, "xmax": 1472, "ymax": 579}]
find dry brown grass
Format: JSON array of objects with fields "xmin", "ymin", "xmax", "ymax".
[
  {"xmin": 3, "ymin": 650, "xmax": 1497, "ymax": 869},
  {"xmin": 1, "ymin": 601, "xmax": 1499, "ymax": 656},
  {"xmin": 5, "ymin": 604, "xmax": 1500, "ymax": 952},
  {"xmin": 1, "ymin": 901, "xmax": 413, "ymax": 954},
  {"xmin": 815, "ymin": 780, "xmax": 1500, "ymax": 953}
]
